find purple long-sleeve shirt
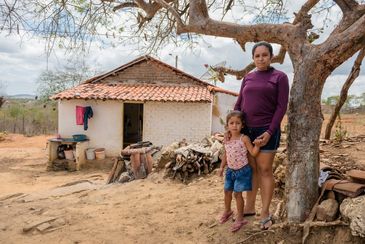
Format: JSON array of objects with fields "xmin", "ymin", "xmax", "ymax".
[{"xmin": 234, "ymin": 67, "xmax": 289, "ymax": 135}]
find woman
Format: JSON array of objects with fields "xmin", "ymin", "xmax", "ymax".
[{"xmin": 234, "ymin": 41, "xmax": 289, "ymax": 230}]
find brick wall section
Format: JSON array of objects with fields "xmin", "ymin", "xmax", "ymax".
[
  {"xmin": 143, "ymin": 101, "xmax": 212, "ymax": 146},
  {"xmin": 101, "ymin": 61, "xmax": 204, "ymax": 86}
]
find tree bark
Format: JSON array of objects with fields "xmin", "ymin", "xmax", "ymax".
[
  {"xmin": 286, "ymin": 60, "xmax": 325, "ymax": 222},
  {"xmin": 324, "ymin": 48, "xmax": 365, "ymax": 139}
]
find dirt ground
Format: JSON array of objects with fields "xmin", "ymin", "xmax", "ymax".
[{"xmin": 0, "ymin": 115, "xmax": 365, "ymax": 244}]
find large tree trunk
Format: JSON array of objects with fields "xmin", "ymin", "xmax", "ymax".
[
  {"xmin": 286, "ymin": 63, "xmax": 325, "ymax": 222},
  {"xmin": 324, "ymin": 48, "xmax": 365, "ymax": 139}
]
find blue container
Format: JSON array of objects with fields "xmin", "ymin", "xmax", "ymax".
[{"xmin": 72, "ymin": 134, "xmax": 87, "ymax": 141}]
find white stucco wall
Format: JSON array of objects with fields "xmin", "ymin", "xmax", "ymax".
[
  {"xmin": 58, "ymin": 99, "xmax": 123, "ymax": 156},
  {"xmin": 211, "ymin": 93, "xmax": 238, "ymax": 134},
  {"xmin": 143, "ymin": 102, "xmax": 212, "ymax": 146}
]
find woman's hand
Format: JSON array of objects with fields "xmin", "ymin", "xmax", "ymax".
[{"xmin": 254, "ymin": 131, "xmax": 271, "ymax": 146}]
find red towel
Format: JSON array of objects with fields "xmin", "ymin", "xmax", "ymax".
[{"xmin": 76, "ymin": 106, "xmax": 85, "ymax": 125}]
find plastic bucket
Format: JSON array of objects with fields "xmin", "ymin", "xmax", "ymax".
[
  {"xmin": 86, "ymin": 148, "xmax": 95, "ymax": 160},
  {"xmin": 94, "ymin": 148, "xmax": 106, "ymax": 160},
  {"xmin": 64, "ymin": 150, "xmax": 74, "ymax": 160}
]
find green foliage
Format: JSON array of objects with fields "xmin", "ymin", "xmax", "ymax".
[
  {"xmin": 323, "ymin": 96, "xmax": 339, "ymax": 105},
  {"xmin": 334, "ymin": 114, "xmax": 347, "ymax": 142},
  {"xmin": 322, "ymin": 94, "xmax": 365, "ymax": 109},
  {"xmin": 9, "ymin": 104, "xmax": 24, "ymax": 118},
  {"xmin": 0, "ymin": 99, "xmax": 58, "ymax": 135}
]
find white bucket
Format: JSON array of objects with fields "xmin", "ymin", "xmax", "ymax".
[
  {"xmin": 86, "ymin": 148, "xmax": 95, "ymax": 160},
  {"xmin": 64, "ymin": 150, "xmax": 74, "ymax": 160},
  {"xmin": 95, "ymin": 148, "xmax": 106, "ymax": 160}
]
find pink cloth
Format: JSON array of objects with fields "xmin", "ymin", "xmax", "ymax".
[
  {"xmin": 76, "ymin": 106, "xmax": 85, "ymax": 125},
  {"xmin": 225, "ymin": 135, "xmax": 249, "ymax": 170}
]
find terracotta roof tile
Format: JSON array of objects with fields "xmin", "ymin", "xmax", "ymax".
[{"xmin": 51, "ymin": 83, "xmax": 212, "ymax": 102}]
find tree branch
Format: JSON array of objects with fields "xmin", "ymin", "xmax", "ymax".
[
  {"xmin": 212, "ymin": 46, "xmax": 287, "ymax": 80},
  {"xmin": 154, "ymin": 0, "xmax": 185, "ymax": 27},
  {"xmin": 210, "ymin": 0, "xmax": 320, "ymax": 80},
  {"xmin": 334, "ymin": 0, "xmax": 359, "ymax": 14},
  {"xmin": 113, "ymin": 2, "xmax": 138, "ymax": 11},
  {"xmin": 331, "ymin": 2, "xmax": 365, "ymax": 36},
  {"xmin": 292, "ymin": 0, "xmax": 319, "ymax": 25},
  {"xmin": 324, "ymin": 48, "xmax": 365, "ymax": 139},
  {"xmin": 319, "ymin": 14, "xmax": 365, "ymax": 69}
]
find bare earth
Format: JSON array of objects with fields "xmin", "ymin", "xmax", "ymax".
[{"xmin": 1, "ymin": 114, "xmax": 365, "ymax": 244}]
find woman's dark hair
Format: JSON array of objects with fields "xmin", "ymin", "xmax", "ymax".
[{"xmin": 252, "ymin": 41, "xmax": 273, "ymax": 58}]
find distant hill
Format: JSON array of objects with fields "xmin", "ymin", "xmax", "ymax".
[{"xmin": 5, "ymin": 94, "xmax": 37, "ymax": 100}]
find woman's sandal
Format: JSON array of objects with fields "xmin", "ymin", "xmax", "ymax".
[
  {"xmin": 259, "ymin": 215, "xmax": 274, "ymax": 230},
  {"xmin": 219, "ymin": 211, "xmax": 233, "ymax": 224},
  {"xmin": 230, "ymin": 219, "xmax": 248, "ymax": 232}
]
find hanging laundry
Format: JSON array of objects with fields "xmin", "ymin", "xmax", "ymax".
[
  {"xmin": 84, "ymin": 106, "xmax": 94, "ymax": 130},
  {"xmin": 76, "ymin": 106, "xmax": 85, "ymax": 125}
]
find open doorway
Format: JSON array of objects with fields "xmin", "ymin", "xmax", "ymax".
[{"xmin": 123, "ymin": 103, "xmax": 143, "ymax": 148}]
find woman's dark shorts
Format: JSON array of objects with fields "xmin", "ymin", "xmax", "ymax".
[
  {"xmin": 243, "ymin": 126, "xmax": 281, "ymax": 153},
  {"xmin": 224, "ymin": 165, "xmax": 252, "ymax": 192}
]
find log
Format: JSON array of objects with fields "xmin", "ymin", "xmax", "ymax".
[{"xmin": 106, "ymin": 158, "xmax": 120, "ymax": 184}]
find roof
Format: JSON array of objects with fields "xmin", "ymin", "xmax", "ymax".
[
  {"xmin": 51, "ymin": 83, "xmax": 213, "ymax": 102},
  {"xmin": 84, "ymin": 55, "xmax": 210, "ymax": 86},
  {"xmin": 51, "ymin": 55, "xmax": 237, "ymax": 102}
]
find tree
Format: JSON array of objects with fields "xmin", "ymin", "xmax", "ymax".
[
  {"xmin": 324, "ymin": 48, "xmax": 364, "ymax": 139},
  {"xmin": 2, "ymin": 0, "xmax": 365, "ymax": 223},
  {"xmin": 0, "ymin": 81, "xmax": 6, "ymax": 108},
  {"xmin": 37, "ymin": 60, "xmax": 99, "ymax": 101}
]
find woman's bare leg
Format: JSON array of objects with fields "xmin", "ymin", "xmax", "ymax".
[{"xmin": 256, "ymin": 152, "xmax": 275, "ymax": 221}]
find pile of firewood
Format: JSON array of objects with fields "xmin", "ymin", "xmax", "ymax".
[
  {"xmin": 107, "ymin": 143, "xmax": 160, "ymax": 184},
  {"xmin": 162, "ymin": 135, "xmax": 224, "ymax": 183}
]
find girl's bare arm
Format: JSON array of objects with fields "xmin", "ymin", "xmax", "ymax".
[{"xmin": 242, "ymin": 136, "xmax": 260, "ymax": 157}]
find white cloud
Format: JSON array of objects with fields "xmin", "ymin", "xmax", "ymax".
[{"xmin": 0, "ymin": 1, "xmax": 364, "ymax": 99}]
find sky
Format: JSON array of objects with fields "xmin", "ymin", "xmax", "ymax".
[{"xmin": 0, "ymin": 1, "xmax": 364, "ymax": 99}]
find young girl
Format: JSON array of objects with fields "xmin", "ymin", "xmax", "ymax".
[{"xmin": 217, "ymin": 110, "xmax": 261, "ymax": 232}]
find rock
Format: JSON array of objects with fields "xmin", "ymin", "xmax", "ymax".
[
  {"xmin": 36, "ymin": 222, "xmax": 52, "ymax": 232},
  {"xmin": 0, "ymin": 223, "xmax": 8, "ymax": 231},
  {"xmin": 23, "ymin": 217, "xmax": 58, "ymax": 233},
  {"xmin": 316, "ymin": 199, "xmax": 338, "ymax": 222},
  {"xmin": 340, "ymin": 195, "xmax": 365, "ymax": 237},
  {"xmin": 51, "ymin": 218, "xmax": 66, "ymax": 228},
  {"xmin": 118, "ymin": 172, "xmax": 131, "ymax": 183}
]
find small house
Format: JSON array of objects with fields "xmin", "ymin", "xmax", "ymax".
[{"xmin": 52, "ymin": 55, "xmax": 238, "ymax": 156}]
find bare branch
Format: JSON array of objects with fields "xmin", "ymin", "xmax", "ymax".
[
  {"xmin": 154, "ymin": 0, "xmax": 185, "ymax": 27},
  {"xmin": 292, "ymin": 0, "xmax": 319, "ymax": 25},
  {"xmin": 113, "ymin": 2, "xmax": 138, "ymax": 11},
  {"xmin": 324, "ymin": 48, "xmax": 365, "ymax": 139},
  {"xmin": 320, "ymin": 14, "xmax": 365, "ymax": 69},
  {"xmin": 209, "ymin": 0, "xmax": 321, "ymax": 80},
  {"xmin": 334, "ymin": 0, "xmax": 359, "ymax": 14},
  {"xmin": 330, "ymin": 2, "xmax": 365, "ymax": 36}
]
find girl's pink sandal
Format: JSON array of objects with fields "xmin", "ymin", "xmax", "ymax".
[
  {"xmin": 230, "ymin": 220, "xmax": 248, "ymax": 232},
  {"xmin": 219, "ymin": 211, "xmax": 233, "ymax": 224}
]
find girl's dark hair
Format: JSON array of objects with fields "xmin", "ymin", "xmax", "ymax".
[
  {"xmin": 252, "ymin": 41, "xmax": 273, "ymax": 58},
  {"xmin": 225, "ymin": 110, "xmax": 245, "ymax": 128},
  {"xmin": 225, "ymin": 110, "xmax": 245, "ymax": 141}
]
